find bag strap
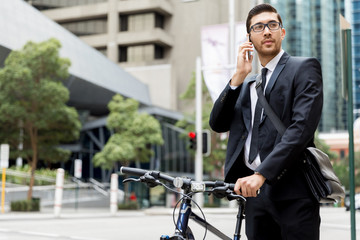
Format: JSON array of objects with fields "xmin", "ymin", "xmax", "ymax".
[{"xmin": 255, "ymin": 74, "xmax": 286, "ymax": 136}]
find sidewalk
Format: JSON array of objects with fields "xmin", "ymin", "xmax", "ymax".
[{"xmin": 0, "ymin": 206, "xmax": 358, "ymax": 240}]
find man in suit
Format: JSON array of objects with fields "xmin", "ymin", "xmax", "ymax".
[{"xmin": 210, "ymin": 3, "xmax": 323, "ymax": 240}]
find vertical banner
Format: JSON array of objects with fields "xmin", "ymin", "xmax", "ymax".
[
  {"xmin": 201, "ymin": 24, "xmax": 229, "ymax": 102},
  {"xmin": 0, "ymin": 144, "xmax": 9, "ymax": 169},
  {"xmin": 74, "ymin": 159, "xmax": 82, "ymax": 179},
  {"xmin": 201, "ymin": 22, "xmax": 248, "ymax": 102}
]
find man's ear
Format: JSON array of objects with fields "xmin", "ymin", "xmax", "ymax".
[{"xmin": 281, "ymin": 28, "xmax": 286, "ymax": 40}]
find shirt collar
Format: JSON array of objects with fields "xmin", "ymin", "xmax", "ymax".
[{"xmin": 262, "ymin": 49, "xmax": 284, "ymax": 72}]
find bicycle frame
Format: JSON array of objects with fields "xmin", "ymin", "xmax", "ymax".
[{"xmin": 162, "ymin": 192, "xmax": 246, "ymax": 240}]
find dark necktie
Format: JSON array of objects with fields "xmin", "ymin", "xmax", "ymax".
[{"xmin": 248, "ymin": 67, "xmax": 268, "ymax": 164}]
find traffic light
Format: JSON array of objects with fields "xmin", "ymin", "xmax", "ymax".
[
  {"xmin": 188, "ymin": 131, "xmax": 197, "ymax": 149},
  {"xmin": 188, "ymin": 130, "xmax": 211, "ymax": 156},
  {"xmin": 202, "ymin": 130, "xmax": 211, "ymax": 156}
]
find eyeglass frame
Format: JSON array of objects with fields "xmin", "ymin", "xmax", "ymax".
[{"xmin": 250, "ymin": 21, "xmax": 282, "ymax": 33}]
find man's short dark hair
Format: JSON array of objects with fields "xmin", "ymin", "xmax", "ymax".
[{"xmin": 246, "ymin": 3, "xmax": 283, "ymax": 33}]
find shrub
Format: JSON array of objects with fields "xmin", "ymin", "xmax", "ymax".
[
  {"xmin": 11, "ymin": 198, "xmax": 40, "ymax": 212},
  {"xmin": 118, "ymin": 201, "xmax": 139, "ymax": 210}
]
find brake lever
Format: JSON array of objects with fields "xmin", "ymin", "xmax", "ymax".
[
  {"xmin": 123, "ymin": 178, "xmax": 140, "ymax": 184},
  {"xmin": 140, "ymin": 173, "xmax": 162, "ymax": 188},
  {"xmin": 227, "ymin": 193, "xmax": 246, "ymax": 201},
  {"xmin": 211, "ymin": 186, "xmax": 231, "ymax": 199}
]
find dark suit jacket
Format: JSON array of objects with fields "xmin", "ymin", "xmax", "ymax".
[{"xmin": 209, "ymin": 52, "xmax": 323, "ymax": 201}]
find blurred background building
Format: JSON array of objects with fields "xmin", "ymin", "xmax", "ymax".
[
  {"xmin": 266, "ymin": 0, "xmax": 347, "ymax": 132},
  {"xmin": 24, "ymin": 0, "xmax": 254, "ymax": 112}
]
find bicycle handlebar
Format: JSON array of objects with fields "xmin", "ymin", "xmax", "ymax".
[{"xmin": 120, "ymin": 166, "xmax": 236, "ymax": 195}]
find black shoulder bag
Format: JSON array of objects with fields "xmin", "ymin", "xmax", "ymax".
[{"xmin": 255, "ymin": 74, "xmax": 345, "ymax": 203}]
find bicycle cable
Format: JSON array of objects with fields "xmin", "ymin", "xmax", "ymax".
[{"xmin": 160, "ymin": 181, "xmax": 208, "ymax": 240}]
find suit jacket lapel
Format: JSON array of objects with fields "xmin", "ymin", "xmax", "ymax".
[{"xmin": 265, "ymin": 52, "xmax": 290, "ymax": 99}]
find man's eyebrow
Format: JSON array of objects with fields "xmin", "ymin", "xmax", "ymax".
[{"xmin": 252, "ymin": 20, "xmax": 278, "ymax": 25}]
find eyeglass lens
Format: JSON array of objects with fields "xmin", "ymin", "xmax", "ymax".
[{"xmin": 252, "ymin": 22, "xmax": 281, "ymax": 32}]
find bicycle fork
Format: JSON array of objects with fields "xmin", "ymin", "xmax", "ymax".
[{"xmin": 160, "ymin": 197, "xmax": 194, "ymax": 240}]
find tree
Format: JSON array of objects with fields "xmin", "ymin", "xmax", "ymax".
[
  {"xmin": 0, "ymin": 38, "xmax": 81, "ymax": 200},
  {"xmin": 93, "ymin": 94, "xmax": 164, "ymax": 203},
  {"xmin": 93, "ymin": 94, "xmax": 164, "ymax": 170}
]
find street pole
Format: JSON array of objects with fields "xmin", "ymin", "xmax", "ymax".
[
  {"xmin": 54, "ymin": 168, "xmax": 64, "ymax": 218},
  {"xmin": 195, "ymin": 56, "xmax": 203, "ymax": 207},
  {"xmin": 229, "ymin": 0, "xmax": 235, "ymax": 66},
  {"xmin": 342, "ymin": 28, "xmax": 356, "ymax": 240}
]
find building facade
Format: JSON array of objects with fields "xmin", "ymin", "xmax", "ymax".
[
  {"xmin": 266, "ymin": 0, "xmax": 346, "ymax": 132},
  {"xmin": 26, "ymin": 0, "xmax": 254, "ymax": 112}
]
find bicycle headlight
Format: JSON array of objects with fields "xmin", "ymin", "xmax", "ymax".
[{"xmin": 191, "ymin": 182, "xmax": 206, "ymax": 192}]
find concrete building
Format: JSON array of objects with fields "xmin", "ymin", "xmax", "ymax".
[{"xmin": 26, "ymin": 0, "xmax": 255, "ymax": 112}]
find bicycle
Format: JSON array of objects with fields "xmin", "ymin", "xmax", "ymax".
[{"xmin": 120, "ymin": 167, "xmax": 246, "ymax": 240}]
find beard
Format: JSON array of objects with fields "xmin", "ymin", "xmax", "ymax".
[{"xmin": 256, "ymin": 43, "xmax": 281, "ymax": 59}]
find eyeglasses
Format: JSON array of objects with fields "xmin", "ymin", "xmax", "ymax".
[{"xmin": 250, "ymin": 22, "xmax": 282, "ymax": 33}]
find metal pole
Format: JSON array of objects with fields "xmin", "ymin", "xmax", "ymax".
[
  {"xmin": 1, "ymin": 168, "xmax": 5, "ymax": 213},
  {"xmin": 343, "ymin": 28, "xmax": 356, "ymax": 240},
  {"xmin": 110, "ymin": 173, "xmax": 118, "ymax": 216},
  {"xmin": 54, "ymin": 168, "xmax": 64, "ymax": 218},
  {"xmin": 195, "ymin": 56, "xmax": 203, "ymax": 207},
  {"xmin": 229, "ymin": 0, "xmax": 235, "ymax": 66}
]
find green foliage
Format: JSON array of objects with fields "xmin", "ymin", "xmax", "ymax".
[
  {"xmin": 0, "ymin": 38, "xmax": 81, "ymax": 199},
  {"xmin": 11, "ymin": 198, "xmax": 40, "ymax": 212},
  {"xmin": 118, "ymin": 201, "xmax": 139, "ymax": 210},
  {"xmin": 332, "ymin": 152, "xmax": 360, "ymax": 191},
  {"xmin": 314, "ymin": 132, "xmax": 338, "ymax": 160},
  {"xmin": 1, "ymin": 165, "xmax": 66, "ymax": 186},
  {"xmin": 93, "ymin": 94, "xmax": 164, "ymax": 169}
]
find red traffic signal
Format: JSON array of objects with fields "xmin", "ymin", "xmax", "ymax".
[
  {"xmin": 188, "ymin": 131, "xmax": 196, "ymax": 139},
  {"xmin": 188, "ymin": 132, "xmax": 196, "ymax": 149}
]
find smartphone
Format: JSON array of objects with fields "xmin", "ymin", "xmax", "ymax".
[{"xmin": 246, "ymin": 35, "xmax": 252, "ymax": 61}]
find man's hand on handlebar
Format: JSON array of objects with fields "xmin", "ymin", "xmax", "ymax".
[{"xmin": 234, "ymin": 173, "xmax": 266, "ymax": 197}]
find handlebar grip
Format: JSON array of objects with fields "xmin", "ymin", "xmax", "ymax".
[{"xmin": 120, "ymin": 167, "xmax": 148, "ymax": 176}]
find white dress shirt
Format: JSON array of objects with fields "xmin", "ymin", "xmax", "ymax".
[{"xmin": 230, "ymin": 49, "xmax": 285, "ymax": 170}]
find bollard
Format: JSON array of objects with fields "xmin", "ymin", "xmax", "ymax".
[
  {"xmin": 54, "ymin": 168, "xmax": 64, "ymax": 218},
  {"xmin": 110, "ymin": 174, "xmax": 118, "ymax": 216}
]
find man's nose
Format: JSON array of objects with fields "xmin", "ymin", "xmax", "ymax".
[{"xmin": 263, "ymin": 26, "xmax": 272, "ymax": 36}]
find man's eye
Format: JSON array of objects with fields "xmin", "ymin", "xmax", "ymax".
[
  {"xmin": 268, "ymin": 22, "xmax": 278, "ymax": 28},
  {"xmin": 254, "ymin": 25, "xmax": 263, "ymax": 30}
]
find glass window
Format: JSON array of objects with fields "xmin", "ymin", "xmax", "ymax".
[
  {"xmin": 120, "ymin": 15, "xmax": 128, "ymax": 32},
  {"xmin": 155, "ymin": 45, "xmax": 164, "ymax": 59},
  {"xmin": 60, "ymin": 17, "xmax": 107, "ymax": 36},
  {"xmin": 128, "ymin": 12, "xmax": 155, "ymax": 32},
  {"xmin": 155, "ymin": 13, "xmax": 165, "ymax": 29},
  {"xmin": 119, "ymin": 46, "xmax": 127, "ymax": 62}
]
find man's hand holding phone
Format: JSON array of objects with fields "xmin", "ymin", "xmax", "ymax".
[{"xmin": 230, "ymin": 38, "xmax": 253, "ymax": 87}]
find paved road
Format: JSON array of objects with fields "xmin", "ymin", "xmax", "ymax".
[{"xmin": 0, "ymin": 207, "xmax": 358, "ymax": 239}]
